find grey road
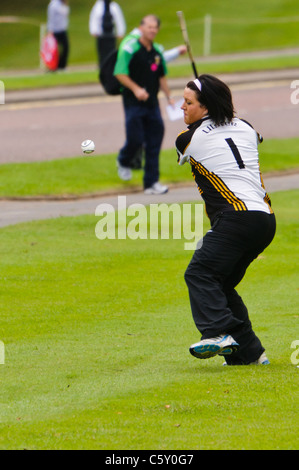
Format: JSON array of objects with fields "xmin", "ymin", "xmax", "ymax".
[
  {"xmin": 0, "ymin": 70, "xmax": 298, "ymax": 228},
  {"xmin": 1, "ymin": 70, "xmax": 299, "ymax": 164},
  {"xmin": 0, "ymin": 172, "xmax": 298, "ymax": 228}
]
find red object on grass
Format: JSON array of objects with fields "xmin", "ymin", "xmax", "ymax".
[{"xmin": 40, "ymin": 34, "xmax": 59, "ymax": 71}]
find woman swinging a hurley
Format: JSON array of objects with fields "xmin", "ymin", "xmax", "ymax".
[{"xmin": 176, "ymin": 74, "xmax": 276, "ymax": 365}]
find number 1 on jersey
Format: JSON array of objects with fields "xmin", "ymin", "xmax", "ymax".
[{"xmin": 225, "ymin": 138, "xmax": 245, "ymax": 169}]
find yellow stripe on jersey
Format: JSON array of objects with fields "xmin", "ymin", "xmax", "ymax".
[
  {"xmin": 176, "ymin": 129, "xmax": 188, "ymax": 138},
  {"xmin": 190, "ymin": 157, "xmax": 247, "ymax": 212},
  {"xmin": 176, "ymin": 129, "xmax": 191, "ymax": 154},
  {"xmin": 259, "ymin": 166, "xmax": 274, "ymax": 214},
  {"xmin": 263, "ymin": 194, "xmax": 274, "ymax": 214}
]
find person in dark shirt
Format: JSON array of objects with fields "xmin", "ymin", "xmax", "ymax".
[{"xmin": 114, "ymin": 15, "xmax": 173, "ymax": 194}]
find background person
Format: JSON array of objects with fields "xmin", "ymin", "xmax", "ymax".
[
  {"xmin": 89, "ymin": 0, "xmax": 126, "ymax": 68},
  {"xmin": 114, "ymin": 27, "xmax": 186, "ymax": 170},
  {"xmin": 114, "ymin": 15, "xmax": 173, "ymax": 195},
  {"xmin": 176, "ymin": 74, "xmax": 276, "ymax": 365},
  {"xmin": 120, "ymin": 26, "xmax": 187, "ymax": 63},
  {"xmin": 47, "ymin": 0, "xmax": 70, "ymax": 70}
]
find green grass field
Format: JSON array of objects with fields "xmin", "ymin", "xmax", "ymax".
[
  {"xmin": 1, "ymin": 0, "xmax": 299, "ymax": 72},
  {"xmin": 0, "ymin": 137, "xmax": 299, "ymax": 199},
  {"xmin": 1, "ymin": 1, "xmax": 299, "ymax": 447},
  {"xmin": 0, "ymin": 189, "xmax": 298, "ymax": 450}
]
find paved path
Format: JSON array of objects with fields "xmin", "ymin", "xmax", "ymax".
[
  {"xmin": 4, "ymin": 68, "xmax": 299, "ymax": 103},
  {"xmin": 1, "ymin": 69, "xmax": 299, "ymax": 163},
  {"xmin": 0, "ymin": 172, "xmax": 298, "ymax": 228},
  {"xmin": 0, "ymin": 68, "xmax": 298, "ymax": 228}
]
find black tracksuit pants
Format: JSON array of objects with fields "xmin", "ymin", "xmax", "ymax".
[
  {"xmin": 184, "ymin": 210, "xmax": 276, "ymax": 365},
  {"xmin": 54, "ymin": 31, "xmax": 69, "ymax": 69}
]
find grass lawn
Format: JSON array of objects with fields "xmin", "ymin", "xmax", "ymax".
[
  {"xmin": 1, "ymin": 69, "xmax": 100, "ymax": 91},
  {"xmin": 1, "ymin": 0, "xmax": 299, "ymax": 71},
  {"xmin": 0, "ymin": 189, "xmax": 298, "ymax": 449},
  {"xmin": 0, "ymin": 137, "xmax": 298, "ymax": 199}
]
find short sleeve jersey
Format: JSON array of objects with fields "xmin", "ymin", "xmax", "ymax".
[
  {"xmin": 175, "ymin": 117, "xmax": 273, "ymax": 224},
  {"xmin": 114, "ymin": 37, "xmax": 167, "ymax": 107}
]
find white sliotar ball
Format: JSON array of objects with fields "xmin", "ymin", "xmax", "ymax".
[{"xmin": 81, "ymin": 140, "xmax": 95, "ymax": 154}]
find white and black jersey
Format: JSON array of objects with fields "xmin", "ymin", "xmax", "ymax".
[{"xmin": 175, "ymin": 116, "xmax": 273, "ymax": 223}]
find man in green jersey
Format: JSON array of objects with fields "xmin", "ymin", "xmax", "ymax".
[{"xmin": 114, "ymin": 15, "xmax": 173, "ymax": 194}]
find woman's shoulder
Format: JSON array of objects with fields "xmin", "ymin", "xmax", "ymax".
[{"xmin": 175, "ymin": 118, "xmax": 208, "ymax": 154}]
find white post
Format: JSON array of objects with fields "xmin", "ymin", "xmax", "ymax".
[
  {"xmin": 0, "ymin": 80, "xmax": 4, "ymax": 105},
  {"xmin": 40, "ymin": 23, "xmax": 47, "ymax": 69},
  {"xmin": 0, "ymin": 341, "xmax": 4, "ymax": 364},
  {"xmin": 203, "ymin": 14, "xmax": 212, "ymax": 56}
]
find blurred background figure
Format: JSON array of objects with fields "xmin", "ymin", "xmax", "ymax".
[
  {"xmin": 89, "ymin": 0, "xmax": 126, "ymax": 68},
  {"xmin": 121, "ymin": 25, "xmax": 187, "ymax": 63},
  {"xmin": 114, "ymin": 15, "xmax": 173, "ymax": 194},
  {"xmin": 47, "ymin": 0, "xmax": 70, "ymax": 71}
]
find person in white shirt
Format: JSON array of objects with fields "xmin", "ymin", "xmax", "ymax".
[
  {"xmin": 89, "ymin": 0, "xmax": 126, "ymax": 67},
  {"xmin": 176, "ymin": 74, "xmax": 276, "ymax": 366},
  {"xmin": 47, "ymin": 0, "xmax": 70, "ymax": 70}
]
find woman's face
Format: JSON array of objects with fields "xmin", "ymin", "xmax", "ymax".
[{"xmin": 181, "ymin": 87, "xmax": 208, "ymax": 125}]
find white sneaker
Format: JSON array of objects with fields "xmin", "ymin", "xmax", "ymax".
[
  {"xmin": 223, "ymin": 352, "xmax": 270, "ymax": 366},
  {"xmin": 144, "ymin": 182, "xmax": 168, "ymax": 195},
  {"xmin": 251, "ymin": 352, "xmax": 270, "ymax": 365},
  {"xmin": 189, "ymin": 334, "xmax": 239, "ymax": 359},
  {"xmin": 117, "ymin": 162, "xmax": 132, "ymax": 181}
]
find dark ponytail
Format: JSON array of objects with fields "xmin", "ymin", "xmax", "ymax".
[{"xmin": 187, "ymin": 74, "xmax": 235, "ymax": 125}]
